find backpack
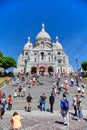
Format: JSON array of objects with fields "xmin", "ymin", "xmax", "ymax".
[{"xmin": 63, "ymin": 99, "xmax": 69, "ymax": 111}]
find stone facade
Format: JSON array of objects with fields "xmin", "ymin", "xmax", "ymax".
[{"xmin": 14, "ymin": 24, "xmax": 73, "ymax": 74}]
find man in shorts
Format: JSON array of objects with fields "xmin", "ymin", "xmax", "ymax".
[{"xmin": 26, "ymin": 94, "xmax": 32, "ymax": 112}]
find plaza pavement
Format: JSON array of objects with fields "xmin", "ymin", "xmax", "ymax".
[{"xmin": 0, "ymin": 75, "xmax": 87, "ymax": 130}]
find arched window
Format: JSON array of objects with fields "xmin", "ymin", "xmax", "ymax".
[
  {"xmin": 58, "ymin": 59, "xmax": 61, "ymax": 63},
  {"xmin": 49, "ymin": 57, "xmax": 50, "ymax": 62},
  {"xmin": 35, "ymin": 57, "xmax": 36, "ymax": 62},
  {"xmin": 25, "ymin": 52, "xmax": 28, "ymax": 56},
  {"xmin": 41, "ymin": 52, "xmax": 44, "ymax": 60},
  {"xmin": 57, "ymin": 52, "xmax": 61, "ymax": 55}
]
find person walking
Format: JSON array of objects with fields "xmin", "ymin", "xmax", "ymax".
[
  {"xmin": 40, "ymin": 93, "xmax": 47, "ymax": 111},
  {"xmin": 75, "ymin": 76, "xmax": 79, "ymax": 87},
  {"xmin": 10, "ymin": 111, "xmax": 23, "ymax": 130},
  {"xmin": 72, "ymin": 95, "xmax": 77, "ymax": 116},
  {"xmin": 60, "ymin": 93, "xmax": 69, "ymax": 126},
  {"xmin": 1, "ymin": 96, "xmax": 7, "ymax": 117},
  {"xmin": 65, "ymin": 83, "xmax": 69, "ymax": 94},
  {"xmin": 77, "ymin": 96, "xmax": 83, "ymax": 121},
  {"xmin": 22, "ymin": 86, "xmax": 26, "ymax": 97},
  {"xmin": 0, "ymin": 90, "xmax": 2, "ymax": 99},
  {"xmin": 7, "ymin": 95, "xmax": 13, "ymax": 110},
  {"xmin": 49, "ymin": 93, "xmax": 55, "ymax": 113},
  {"xmin": 0, "ymin": 100, "xmax": 3, "ymax": 119},
  {"xmin": 81, "ymin": 85, "xmax": 85, "ymax": 97},
  {"xmin": 26, "ymin": 93, "xmax": 32, "ymax": 112},
  {"xmin": 70, "ymin": 78, "xmax": 74, "ymax": 87}
]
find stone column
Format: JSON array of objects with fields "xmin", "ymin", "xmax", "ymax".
[{"xmin": 36, "ymin": 64, "xmax": 39, "ymax": 72}]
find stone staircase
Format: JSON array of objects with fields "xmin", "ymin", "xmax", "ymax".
[{"xmin": 2, "ymin": 75, "xmax": 87, "ymax": 111}]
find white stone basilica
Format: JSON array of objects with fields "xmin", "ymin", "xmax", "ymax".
[{"xmin": 14, "ymin": 24, "xmax": 73, "ymax": 74}]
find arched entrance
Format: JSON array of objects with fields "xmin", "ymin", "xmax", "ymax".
[
  {"xmin": 39, "ymin": 66, "xmax": 45, "ymax": 75},
  {"xmin": 31, "ymin": 66, "xmax": 37, "ymax": 74},
  {"xmin": 48, "ymin": 66, "xmax": 53, "ymax": 74}
]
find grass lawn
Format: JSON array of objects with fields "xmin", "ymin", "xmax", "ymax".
[
  {"xmin": 0, "ymin": 77, "xmax": 12, "ymax": 87},
  {"xmin": 83, "ymin": 78, "xmax": 87, "ymax": 83}
]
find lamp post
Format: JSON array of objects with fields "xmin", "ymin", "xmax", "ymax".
[
  {"xmin": 55, "ymin": 54, "xmax": 58, "ymax": 74},
  {"xmin": 75, "ymin": 58, "xmax": 78, "ymax": 75}
]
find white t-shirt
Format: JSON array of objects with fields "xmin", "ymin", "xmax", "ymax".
[
  {"xmin": 77, "ymin": 87, "xmax": 81, "ymax": 92},
  {"xmin": 82, "ymin": 88, "xmax": 85, "ymax": 93}
]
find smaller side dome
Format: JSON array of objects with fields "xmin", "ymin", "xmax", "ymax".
[
  {"xmin": 19, "ymin": 54, "xmax": 22, "ymax": 57},
  {"xmin": 24, "ymin": 37, "xmax": 32, "ymax": 50},
  {"xmin": 55, "ymin": 36, "xmax": 63, "ymax": 49}
]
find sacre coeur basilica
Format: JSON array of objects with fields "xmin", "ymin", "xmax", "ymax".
[{"xmin": 14, "ymin": 24, "xmax": 73, "ymax": 75}]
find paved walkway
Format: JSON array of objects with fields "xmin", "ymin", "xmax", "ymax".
[
  {"xmin": 1, "ymin": 110, "xmax": 87, "ymax": 130},
  {"xmin": 0, "ymin": 75, "xmax": 87, "ymax": 130}
]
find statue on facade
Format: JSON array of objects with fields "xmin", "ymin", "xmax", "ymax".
[
  {"xmin": 53, "ymin": 53, "xmax": 57, "ymax": 61},
  {"xmin": 27, "ymin": 55, "xmax": 30, "ymax": 61}
]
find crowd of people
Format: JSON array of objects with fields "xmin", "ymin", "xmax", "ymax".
[{"xmin": 0, "ymin": 72, "xmax": 86, "ymax": 129}]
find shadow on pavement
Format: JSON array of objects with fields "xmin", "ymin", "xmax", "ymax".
[{"xmin": 55, "ymin": 121, "xmax": 64, "ymax": 125}]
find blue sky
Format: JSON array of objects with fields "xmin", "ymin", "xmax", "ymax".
[{"xmin": 0, "ymin": 0, "xmax": 87, "ymax": 71}]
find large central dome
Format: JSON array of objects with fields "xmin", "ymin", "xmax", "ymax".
[{"xmin": 36, "ymin": 24, "xmax": 51, "ymax": 40}]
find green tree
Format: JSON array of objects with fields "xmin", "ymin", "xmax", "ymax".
[
  {"xmin": 6, "ymin": 56, "xmax": 17, "ymax": 68},
  {"xmin": 0, "ymin": 51, "xmax": 3, "ymax": 57},
  {"xmin": 81, "ymin": 60, "xmax": 87, "ymax": 71},
  {"xmin": 0, "ymin": 51, "xmax": 17, "ymax": 69},
  {"xmin": 0, "ymin": 57, "xmax": 3, "ymax": 67}
]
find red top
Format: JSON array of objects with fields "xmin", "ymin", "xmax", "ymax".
[
  {"xmin": 8, "ymin": 97, "xmax": 13, "ymax": 103},
  {"xmin": 0, "ymin": 90, "xmax": 2, "ymax": 98}
]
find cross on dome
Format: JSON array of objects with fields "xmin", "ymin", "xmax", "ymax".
[
  {"xmin": 42, "ymin": 23, "xmax": 45, "ymax": 32},
  {"xmin": 28, "ymin": 37, "xmax": 30, "ymax": 43},
  {"xmin": 55, "ymin": 36, "xmax": 63, "ymax": 49},
  {"xmin": 56, "ymin": 36, "xmax": 59, "ymax": 42}
]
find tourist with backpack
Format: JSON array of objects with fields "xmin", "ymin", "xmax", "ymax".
[{"xmin": 60, "ymin": 93, "xmax": 69, "ymax": 126}]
